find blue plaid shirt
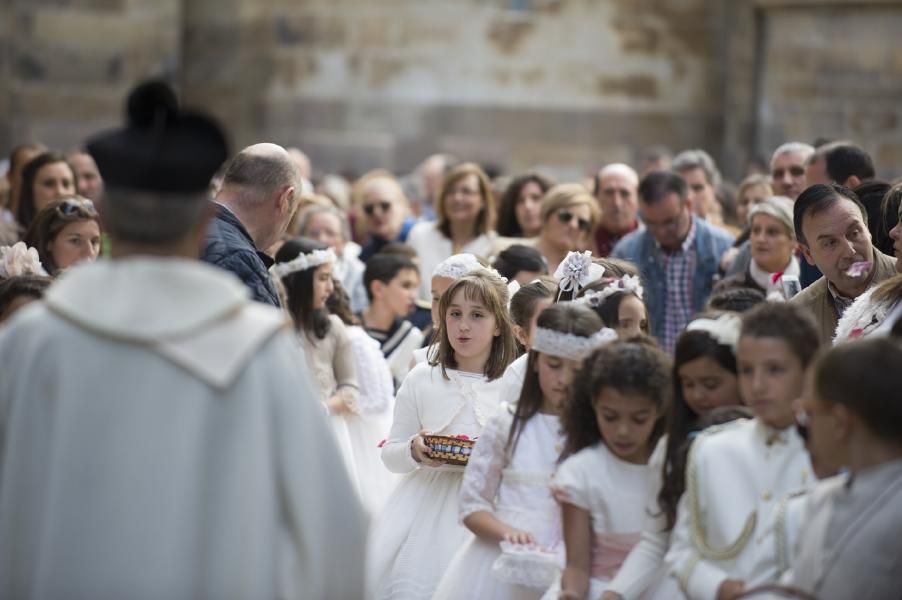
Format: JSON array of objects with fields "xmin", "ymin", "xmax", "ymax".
[{"xmin": 658, "ymin": 220, "xmax": 697, "ymax": 353}]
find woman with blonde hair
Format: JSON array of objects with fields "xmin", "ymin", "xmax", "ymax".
[
  {"xmin": 407, "ymin": 162, "xmax": 498, "ymax": 300},
  {"xmin": 533, "ymin": 183, "xmax": 600, "ymax": 274}
]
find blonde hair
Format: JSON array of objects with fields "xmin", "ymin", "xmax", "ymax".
[
  {"xmin": 435, "ymin": 162, "xmax": 496, "ymax": 239},
  {"xmin": 736, "ymin": 174, "xmax": 773, "ymax": 207},
  {"xmin": 539, "ymin": 183, "xmax": 600, "ymax": 231},
  {"xmin": 430, "ymin": 270, "xmax": 517, "ymax": 380}
]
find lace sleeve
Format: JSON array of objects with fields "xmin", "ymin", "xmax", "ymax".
[
  {"xmin": 346, "ymin": 326, "xmax": 394, "ymax": 417},
  {"xmin": 458, "ymin": 407, "xmax": 514, "ymax": 521}
]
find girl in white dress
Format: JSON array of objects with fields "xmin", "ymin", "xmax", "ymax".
[
  {"xmin": 549, "ymin": 341, "xmax": 672, "ymax": 600},
  {"xmin": 434, "ymin": 303, "xmax": 617, "ymax": 600},
  {"xmin": 499, "ymin": 277, "xmax": 557, "ymax": 405},
  {"xmin": 367, "ymin": 269, "xmax": 518, "ymax": 600}
]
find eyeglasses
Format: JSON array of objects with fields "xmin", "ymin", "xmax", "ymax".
[
  {"xmin": 363, "ymin": 201, "xmax": 392, "ymax": 216},
  {"xmin": 56, "ymin": 198, "xmax": 96, "ymax": 217},
  {"xmin": 557, "ymin": 209, "xmax": 591, "ymax": 233},
  {"xmin": 772, "ymin": 166, "xmax": 805, "ymax": 179}
]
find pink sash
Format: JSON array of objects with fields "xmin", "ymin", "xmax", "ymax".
[{"xmin": 591, "ymin": 532, "xmax": 641, "ymax": 580}]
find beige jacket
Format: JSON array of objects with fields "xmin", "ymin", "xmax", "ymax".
[{"xmin": 790, "ymin": 250, "xmax": 898, "ymax": 344}]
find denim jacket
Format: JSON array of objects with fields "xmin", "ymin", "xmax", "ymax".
[{"xmin": 612, "ymin": 217, "xmax": 734, "ymax": 342}]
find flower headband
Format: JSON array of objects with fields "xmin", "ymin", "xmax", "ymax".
[
  {"xmin": 685, "ymin": 313, "xmax": 742, "ymax": 352},
  {"xmin": 270, "ymin": 247, "xmax": 336, "ymax": 278},
  {"xmin": 554, "ymin": 251, "xmax": 606, "ymax": 298},
  {"xmin": 578, "ymin": 275, "xmax": 644, "ymax": 308},
  {"xmin": 532, "ymin": 326, "xmax": 618, "ymax": 361},
  {"xmin": 0, "ymin": 242, "xmax": 48, "ymax": 278},
  {"xmin": 432, "ymin": 253, "xmax": 483, "ymax": 280}
]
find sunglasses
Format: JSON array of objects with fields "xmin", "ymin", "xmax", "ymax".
[
  {"xmin": 363, "ymin": 201, "xmax": 392, "ymax": 216},
  {"xmin": 557, "ymin": 209, "xmax": 591, "ymax": 233},
  {"xmin": 772, "ymin": 166, "xmax": 805, "ymax": 179},
  {"xmin": 56, "ymin": 198, "xmax": 96, "ymax": 217}
]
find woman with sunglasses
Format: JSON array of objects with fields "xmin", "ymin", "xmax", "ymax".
[
  {"xmin": 533, "ymin": 183, "xmax": 599, "ymax": 275},
  {"xmin": 407, "ymin": 162, "xmax": 499, "ymax": 300},
  {"xmin": 24, "ymin": 196, "xmax": 101, "ymax": 276}
]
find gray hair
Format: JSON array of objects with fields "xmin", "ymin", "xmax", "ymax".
[
  {"xmin": 770, "ymin": 142, "xmax": 815, "ymax": 170},
  {"xmin": 672, "ymin": 149, "xmax": 722, "ymax": 187},
  {"xmin": 102, "ymin": 187, "xmax": 208, "ymax": 243},
  {"xmin": 298, "ymin": 204, "xmax": 351, "ymax": 243},
  {"xmin": 221, "ymin": 147, "xmax": 301, "ymax": 206}
]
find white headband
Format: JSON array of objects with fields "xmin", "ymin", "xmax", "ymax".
[
  {"xmin": 432, "ymin": 253, "xmax": 483, "ymax": 280},
  {"xmin": 532, "ymin": 326, "xmax": 618, "ymax": 361},
  {"xmin": 0, "ymin": 242, "xmax": 48, "ymax": 278},
  {"xmin": 554, "ymin": 250, "xmax": 605, "ymax": 297},
  {"xmin": 270, "ymin": 247, "xmax": 336, "ymax": 278},
  {"xmin": 579, "ymin": 275, "xmax": 644, "ymax": 308},
  {"xmin": 685, "ymin": 313, "xmax": 742, "ymax": 351}
]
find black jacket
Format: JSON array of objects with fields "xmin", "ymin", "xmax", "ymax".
[{"xmin": 200, "ymin": 204, "xmax": 281, "ymax": 306}]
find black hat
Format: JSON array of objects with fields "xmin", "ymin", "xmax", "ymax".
[{"xmin": 86, "ymin": 79, "xmax": 229, "ymax": 195}]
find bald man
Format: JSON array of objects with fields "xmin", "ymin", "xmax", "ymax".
[
  {"xmin": 593, "ymin": 162, "xmax": 640, "ymax": 256},
  {"xmin": 201, "ymin": 143, "xmax": 302, "ymax": 306}
]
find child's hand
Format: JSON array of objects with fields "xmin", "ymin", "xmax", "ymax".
[
  {"xmin": 601, "ymin": 593, "xmax": 623, "ymax": 600},
  {"xmin": 502, "ymin": 528, "xmax": 536, "ymax": 546},
  {"xmin": 411, "ymin": 430, "xmax": 443, "ymax": 467},
  {"xmin": 716, "ymin": 579, "xmax": 745, "ymax": 600}
]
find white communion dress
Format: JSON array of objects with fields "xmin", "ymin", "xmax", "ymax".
[
  {"xmin": 366, "ymin": 362, "xmax": 504, "ymax": 600},
  {"xmin": 433, "ymin": 406, "xmax": 566, "ymax": 600}
]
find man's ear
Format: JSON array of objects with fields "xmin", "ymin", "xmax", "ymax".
[
  {"xmin": 371, "ymin": 279, "xmax": 386, "ymax": 301},
  {"xmin": 831, "ymin": 402, "xmax": 854, "ymax": 444},
  {"xmin": 279, "ymin": 186, "xmax": 296, "ymax": 217},
  {"xmin": 799, "ymin": 242, "xmax": 816, "ymax": 266}
]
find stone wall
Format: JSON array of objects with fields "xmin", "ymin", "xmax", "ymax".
[{"xmin": 2, "ymin": 0, "xmax": 901, "ymax": 182}]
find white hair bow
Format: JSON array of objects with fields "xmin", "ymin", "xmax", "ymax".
[
  {"xmin": 554, "ymin": 251, "xmax": 605, "ymax": 297},
  {"xmin": 686, "ymin": 313, "xmax": 742, "ymax": 351}
]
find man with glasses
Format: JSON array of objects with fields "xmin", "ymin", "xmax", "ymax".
[
  {"xmin": 355, "ymin": 169, "xmax": 417, "ymax": 262},
  {"xmin": 592, "ymin": 162, "xmax": 640, "ymax": 257},
  {"xmin": 613, "ymin": 171, "xmax": 734, "ymax": 352}
]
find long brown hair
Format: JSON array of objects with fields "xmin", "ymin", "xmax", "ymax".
[
  {"xmin": 430, "ymin": 270, "xmax": 517, "ymax": 380},
  {"xmin": 506, "ymin": 303, "xmax": 603, "ymax": 459}
]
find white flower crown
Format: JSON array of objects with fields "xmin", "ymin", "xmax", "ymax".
[
  {"xmin": 578, "ymin": 275, "xmax": 644, "ymax": 308},
  {"xmin": 685, "ymin": 313, "xmax": 742, "ymax": 351},
  {"xmin": 531, "ymin": 326, "xmax": 619, "ymax": 361},
  {"xmin": 0, "ymin": 242, "xmax": 48, "ymax": 278},
  {"xmin": 270, "ymin": 247, "xmax": 336, "ymax": 278},
  {"xmin": 554, "ymin": 250, "xmax": 605, "ymax": 297},
  {"xmin": 432, "ymin": 253, "xmax": 483, "ymax": 279}
]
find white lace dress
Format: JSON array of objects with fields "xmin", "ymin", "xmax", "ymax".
[
  {"xmin": 433, "ymin": 407, "xmax": 565, "ymax": 600},
  {"xmin": 344, "ymin": 325, "xmax": 399, "ymax": 515},
  {"xmin": 366, "ymin": 362, "xmax": 504, "ymax": 600}
]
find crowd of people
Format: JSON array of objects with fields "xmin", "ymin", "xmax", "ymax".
[{"xmin": 1, "ymin": 79, "xmax": 901, "ymax": 600}]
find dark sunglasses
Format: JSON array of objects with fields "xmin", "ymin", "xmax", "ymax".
[
  {"xmin": 363, "ymin": 201, "xmax": 392, "ymax": 216},
  {"xmin": 772, "ymin": 166, "xmax": 805, "ymax": 178},
  {"xmin": 557, "ymin": 209, "xmax": 591, "ymax": 233},
  {"xmin": 56, "ymin": 198, "xmax": 96, "ymax": 217}
]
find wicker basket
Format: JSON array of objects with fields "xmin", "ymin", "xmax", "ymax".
[{"xmin": 423, "ymin": 435, "xmax": 476, "ymax": 465}]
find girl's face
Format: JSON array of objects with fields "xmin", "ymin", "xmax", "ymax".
[
  {"xmin": 443, "ymin": 174, "xmax": 484, "ymax": 226},
  {"xmin": 312, "ymin": 263, "xmax": 335, "ymax": 309},
  {"xmin": 615, "ymin": 294, "xmax": 648, "ymax": 339},
  {"xmin": 535, "ymin": 352, "xmax": 582, "ymax": 413},
  {"xmin": 737, "ymin": 336, "xmax": 805, "ymax": 429},
  {"xmin": 593, "ymin": 388, "xmax": 658, "ymax": 464},
  {"xmin": 515, "ymin": 181, "xmax": 544, "ymax": 237},
  {"xmin": 445, "ymin": 288, "xmax": 499, "ymax": 373},
  {"xmin": 678, "ymin": 355, "xmax": 740, "ymax": 416},
  {"xmin": 750, "ymin": 213, "xmax": 795, "ymax": 273},
  {"xmin": 48, "ymin": 219, "xmax": 101, "ymax": 271},
  {"xmin": 430, "ymin": 275, "xmax": 455, "ymax": 325},
  {"xmin": 33, "ymin": 162, "xmax": 76, "ymax": 211},
  {"xmin": 519, "ymin": 296, "xmax": 554, "ymax": 350}
]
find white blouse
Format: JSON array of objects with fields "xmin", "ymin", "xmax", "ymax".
[{"xmin": 406, "ymin": 221, "xmax": 498, "ymax": 300}]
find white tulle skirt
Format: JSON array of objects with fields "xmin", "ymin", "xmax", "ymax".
[{"xmin": 367, "ymin": 467, "xmax": 471, "ymax": 600}]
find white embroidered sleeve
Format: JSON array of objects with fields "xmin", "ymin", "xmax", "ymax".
[
  {"xmin": 380, "ymin": 369, "xmax": 422, "ymax": 474},
  {"xmin": 346, "ymin": 327, "xmax": 394, "ymax": 418},
  {"xmin": 458, "ymin": 409, "xmax": 512, "ymax": 521}
]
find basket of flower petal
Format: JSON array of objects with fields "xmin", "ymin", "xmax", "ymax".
[{"xmin": 423, "ymin": 434, "xmax": 476, "ymax": 466}]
